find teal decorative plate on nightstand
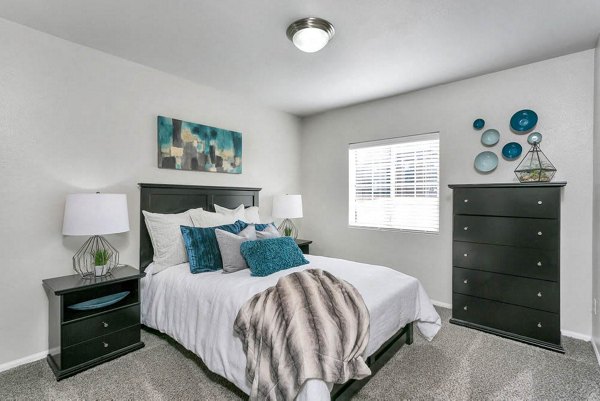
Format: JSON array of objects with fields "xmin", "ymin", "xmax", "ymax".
[{"xmin": 67, "ymin": 291, "xmax": 130, "ymax": 310}]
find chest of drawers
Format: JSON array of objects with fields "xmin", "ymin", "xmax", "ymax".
[{"xmin": 448, "ymin": 182, "xmax": 566, "ymax": 353}]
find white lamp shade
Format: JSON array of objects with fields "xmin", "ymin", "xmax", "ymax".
[
  {"xmin": 62, "ymin": 193, "xmax": 130, "ymax": 236},
  {"xmin": 272, "ymin": 195, "xmax": 303, "ymax": 219}
]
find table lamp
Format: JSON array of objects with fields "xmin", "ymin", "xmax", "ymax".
[
  {"xmin": 272, "ymin": 194, "xmax": 303, "ymax": 239},
  {"xmin": 62, "ymin": 193, "xmax": 129, "ymax": 277}
]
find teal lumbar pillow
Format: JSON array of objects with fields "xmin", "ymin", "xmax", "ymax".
[
  {"xmin": 240, "ymin": 236, "xmax": 309, "ymax": 277},
  {"xmin": 180, "ymin": 220, "xmax": 247, "ymax": 273}
]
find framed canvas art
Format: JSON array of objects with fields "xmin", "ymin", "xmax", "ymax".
[{"xmin": 158, "ymin": 116, "xmax": 242, "ymax": 174}]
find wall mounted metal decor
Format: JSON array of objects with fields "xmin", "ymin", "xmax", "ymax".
[
  {"xmin": 481, "ymin": 129, "xmax": 500, "ymax": 146},
  {"xmin": 502, "ymin": 142, "xmax": 522, "ymax": 160},
  {"xmin": 158, "ymin": 116, "xmax": 242, "ymax": 174},
  {"xmin": 474, "ymin": 151, "xmax": 498, "ymax": 173},
  {"xmin": 510, "ymin": 109, "xmax": 538, "ymax": 133},
  {"xmin": 473, "ymin": 118, "xmax": 485, "ymax": 130}
]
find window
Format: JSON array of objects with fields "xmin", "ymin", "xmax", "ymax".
[{"xmin": 349, "ymin": 132, "xmax": 440, "ymax": 232}]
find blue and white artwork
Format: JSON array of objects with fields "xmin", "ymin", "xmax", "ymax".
[{"xmin": 158, "ymin": 116, "xmax": 242, "ymax": 174}]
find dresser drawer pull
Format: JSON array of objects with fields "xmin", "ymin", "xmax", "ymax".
[
  {"xmin": 537, "ymin": 292, "xmax": 542, "ymax": 297},
  {"xmin": 464, "ymin": 226, "xmax": 469, "ymax": 231},
  {"xmin": 464, "ymin": 199, "xmax": 469, "ymax": 203},
  {"xmin": 464, "ymin": 253, "xmax": 468, "ymax": 257},
  {"xmin": 537, "ymin": 231, "xmax": 543, "ymax": 236},
  {"xmin": 103, "ymin": 342, "xmax": 109, "ymax": 348},
  {"xmin": 102, "ymin": 322, "xmax": 109, "ymax": 328},
  {"xmin": 463, "ymin": 279, "xmax": 468, "ymax": 284},
  {"xmin": 538, "ymin": 200, "xmax": 543, "ymax": 205},
  {"xmin": 463, "ymin": 305, "xmax": 468, "ymax": 311},
  {"xmin": 537, "ymin": 261, "xmax": 542, "ymax": 267},
  {"xmin": 537, "ymin": 322, "xmax": 542, "ymax": 328}
]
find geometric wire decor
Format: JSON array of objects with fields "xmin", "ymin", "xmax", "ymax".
[
  {"xmin": 514, "ymin": 143, "xmax": 556, "ymax": 183},
  {"xmin": 73, "ymin": 235, "xmax": 119, "ymax": 278},
  {"xmin": 277, "ymin": 218, "xmax": 299, "ymax": 239}
]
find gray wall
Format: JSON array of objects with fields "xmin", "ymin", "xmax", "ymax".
[
  {"xmin": 301, "ymin": 50, "xmax": 595, "ymax": 337},
  {"xmin": 0, "ymin": 19, "xmax": 301, "ymax": 366},
  {"xmin": 593, "ymin": 39, "xmax": 600, "ymax": 357}
]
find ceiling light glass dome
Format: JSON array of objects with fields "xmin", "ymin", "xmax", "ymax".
[{"xmin": 286, "ymin": 17, "xmax": 335, "ymax": 53}]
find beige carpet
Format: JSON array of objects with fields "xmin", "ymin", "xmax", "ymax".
[{"xmin": 1, "ymin": 307, "xmax": 599, "ymax": 400}]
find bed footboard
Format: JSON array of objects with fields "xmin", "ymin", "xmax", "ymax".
[{"xmin": 331, "ymin": 322, "xmax": 414, "ymax": 401}]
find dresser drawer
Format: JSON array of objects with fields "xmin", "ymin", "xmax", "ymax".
[
  {"xmin": 453, "ymin": 187, "xmax": 560, "ymax": 218},
  {"xmin": 453, "ymin": 267, "xmax": 559, "ymax": 313},
  {"xmin": 452, "ymin": 293, "xmax": 560, "ymax": 345},
  {"xmin": 453, "ymin": 242, "xmax": 558, "ymax": 281},
  {"xmin": 60, "ymin": 325, "xmax": 140, "ymax": 369},
  {"xmin": 62, "ymin": 304, "xmax": 140, "ymax": 347},
  {"xmin": 453, "ymin": 215, "xmax": 558, "ymax": 249}
]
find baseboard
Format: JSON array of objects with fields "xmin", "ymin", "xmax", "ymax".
[
  {"xmin": 0, "ymin": 350, "xmax": 47, "ymax": 373},
  {"xmin": 592, "ymin": 339, "xmax": 600, "ymax": 367},
  {"xmin": 430, "ymin": 299, "xmax": 452, "ymax": 309},
  {"xmin": 561, "ymin": 330, "xmax": 591, "ymax": 341}
]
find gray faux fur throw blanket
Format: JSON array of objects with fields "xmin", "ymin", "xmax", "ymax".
[{"xmin": 233, "ymin": 269, "xmax": 371, "ymax": 401}]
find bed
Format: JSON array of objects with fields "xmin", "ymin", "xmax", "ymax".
[{"xmin": 138, "ymin": 183, "xmax": 441, "ymax": 400}]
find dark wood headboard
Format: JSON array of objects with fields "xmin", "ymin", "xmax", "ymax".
[{"xmin": 138, "ymin": 183, "xmax": 261, "ymax": 271}]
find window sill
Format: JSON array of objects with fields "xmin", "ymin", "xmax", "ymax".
[{"xmin": 347, "ymin": 225, "xmax": 440, "ymax": 235}]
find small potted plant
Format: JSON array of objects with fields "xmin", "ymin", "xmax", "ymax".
[{"xmin": 94, "ymin": 249, "xmax": 110, "ymax": 277}]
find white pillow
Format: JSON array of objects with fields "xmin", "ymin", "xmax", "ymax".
[
  {"xmin": 214, "ymin": 203, "xmax": 261, "ymax": 224},
  {"xmin": 189, "ymin": 207, "xmax": 244, "ymax": 228},
  {"xmin": 142, "ymin": 209, "xmax": 199, "ymax": 274}
]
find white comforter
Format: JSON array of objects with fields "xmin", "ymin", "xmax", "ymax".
[{"xmin": 141, "ymin": 255, "xmax": 441, "ymax": 400}]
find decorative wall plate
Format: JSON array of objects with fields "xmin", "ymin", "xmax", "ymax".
[
  {"xmin": 481, "ymin": 129, "xmax": 500, "ymax": 146},
  {"xmin": 510, "ymin": 109, "xmax": 538, "ymax": 132},
  {"xmin": 67, "ymin": 291, "xmax": 130, "ymax": 310},
  {"xmin": 474, "ymin": 151, "xmax": 498, "ymax": 173},
  {"xmin": 527, "ymin": 132, "xmax": 542, "ymax": 145},
  {"xmin": 473, "ymin": 118, "xmax": 485, "ymax": 130},
  {"xmin": 502, "ymin": 142, "xmax": 523, "ymax": 160}
]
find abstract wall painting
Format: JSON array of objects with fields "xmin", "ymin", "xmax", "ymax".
[{"xmin": 157, "ymin": 116, "xmax": 242, "ymax": 174}]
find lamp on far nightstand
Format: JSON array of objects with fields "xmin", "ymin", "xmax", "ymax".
[
  {"xmin": 62, "ymin": 193, "xmax": 129, "ymax": 278},
  {"xmin": 272, "ymin": 194, "xmax": 303, "ymax": 239}
]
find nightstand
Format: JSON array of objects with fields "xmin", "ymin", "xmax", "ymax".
[
  {"xmin": 42, "ymin": 265, "xmax": 145, "ymax": 380},
  {"xmin": 295, "ymin": 239, "xmax": 313, "ymax": 255}
]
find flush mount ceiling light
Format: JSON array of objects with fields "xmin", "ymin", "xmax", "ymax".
[{"xmin": 286, "ymin": 17, "xmax": 335, "ymax": 53}]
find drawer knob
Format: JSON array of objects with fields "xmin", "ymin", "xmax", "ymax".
[
  {"xmin": 103, "ymin": 342, "xmax": 109, "ymax": 348},
  {"xmin": 463, "ymin": 305, "xmax": 468, "ymax": 311},
  {"xmin": 102, "ymin": 322, "xmax": 109, "ymax": 328},
  {"xmin": 537, "ymin": 322, "xmax": 542, "ymax": 328},
  {"xmin": 464, "ymin": 226, "xmax": 469, "ymax": 231},
  {"xmin": 537, "ymin": 231, "xmax": 543, "ymax": 236},
  {"xmin": 538, "ymin": 200, "xmax": 543, "ymax": 205},
  {"xmin": 463, "ymin": 279, "xmax": 468, "ymax": 284},
  {"xmin": 537, "ymin": 292, "xmax": 542, "ymax": 297},
  {"xmin": 464, "ymin": 253, "xmax": 468, "ymax": 257},
  {"xmin": 464, "ymin": 199, "xmax": 469, "ymax": 203},
  {"xmin": 537, "ymin": 261, "xmax": 542, "ymax": 267}
]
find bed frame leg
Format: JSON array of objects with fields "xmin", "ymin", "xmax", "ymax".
[{"xmin": 406, "ymin": 322, "xmax": 414, "ymax": 345}]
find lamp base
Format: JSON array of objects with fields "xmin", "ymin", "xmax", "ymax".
[
  {"xmin": 277, "ymin": 218, "xmax": 298, "ymax": 239},
  {"xmin": 73, "ymin": 235, "xmax": 119, "ymax": 278}
]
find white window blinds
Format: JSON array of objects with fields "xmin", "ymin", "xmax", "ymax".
[{"xmin": 348, "ymin": 132, "xmax": 440, "ymax": 232}]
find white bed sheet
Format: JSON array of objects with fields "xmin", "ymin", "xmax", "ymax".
[{"xmin": 141, "ymin": 255, "xmax": 441, "ymax": 400}]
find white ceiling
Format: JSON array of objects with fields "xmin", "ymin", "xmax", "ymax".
[{"xmin": 1, "ymin": 0, "xmax": 600, "ymax": 116}]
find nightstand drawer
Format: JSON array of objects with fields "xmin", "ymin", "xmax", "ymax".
[
  {"xmin": 453, "ymin": 241, "xmax": 558, "ymax": 281},
  {"xmin": 452, "ymin": 293, "xmax": 560, "ymax": 345},
  {"xmin": 453, "ymin": 187, "xmax": 559, "ymax": 218},
  {"xmin": 453, "ymin": 215, "xmax": 558, "ymax": 249},
  {"xmin": 453, "ymin": 267, "xmax": 559, "ymax": 313},
  {"xmin": 61, "ymin": 325, "xmax": 140, "ymax": 369},
  {"xmin": 62, "ymin": 304, "xmax": 140, "ymax": 347}
]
